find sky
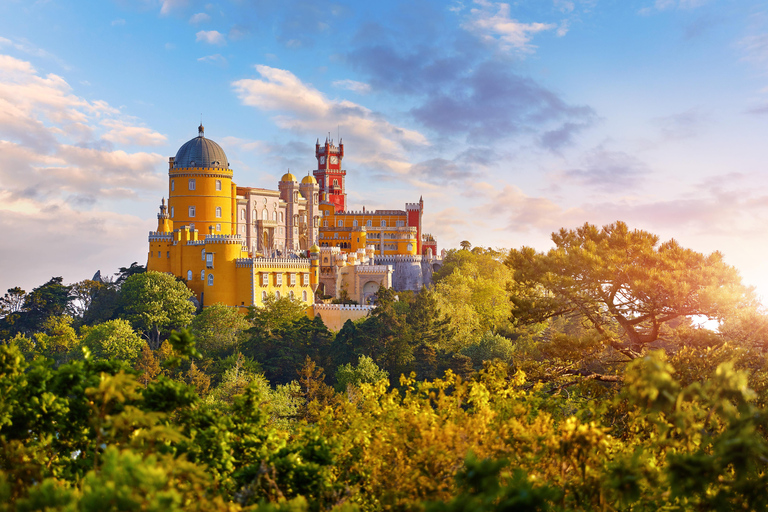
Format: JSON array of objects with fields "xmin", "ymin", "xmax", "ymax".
[{"xmin": 1, "ymin": 0, "xmax": 768, "ymax": 301}]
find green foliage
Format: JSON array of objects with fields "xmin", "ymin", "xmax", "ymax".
[
  {"xmin": 81, "ymin": 319, "xmax": 144, "ymax": 363},
  {"xmin": 190, "ymin": 303, "xmax": 251, "ymax": 357},
  {"xmin": 460, "ymin": 331, "xmax": 515, "ymax": 369},
  {"xmin": 120, "ymin": 271, "xmax": 195, "ymax": 349},
  {"xmin": 334, "ymin": 355, "xmax": 389, "ymax": 392}
]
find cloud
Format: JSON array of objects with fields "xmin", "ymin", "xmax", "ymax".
[
  {"xmin": 410, "ymin": 60, "xmax": 595, "ymax": 143},
  {"xmin": 160, "ymin": 0, "xmax": 187, "ymax": 15},
  {"xmin": 559, "ymin": 148, "xmax": 650, "ymax": 192},
  {"xmin": 332, "ymin": 79, "xmax": 371, "ymax": 94},
  {"xmin": 232, "ymin": 65, "xmax": 427, "ymax": 176},
  {"xmin": 0, "ymin": 53, "xmax": 166, "ymax": 202},
  {"xmin": 189, "ymin": 12, "xmax": 210, "ymax": 24},
  {"xmin": 746, "ymin": 103, "xmax": 768, "ymax": 115},
  {"xmin": 197, "ymin": 54, "xmax": 228, "ymax": 66},
  {"xmin": 463, "ymin": 0, "xmax": 556, "ymax": 53},
  {"xmin": 196, "ymin": 30, "xmax": 226, "ymax": 45},
  {"xmin": 100, "ymin": 119, "xmax": 168, "ymax": 146},
  {"xmin": 652, "ymin": 108, "xmax": 707, "ymax": 139}
]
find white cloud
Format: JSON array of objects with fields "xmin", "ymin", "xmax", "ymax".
[
  {"xmin": 332, "ymin": 79, "xmax": 371, "ymax": 94},
  {"xmin": 232, "ymin": 65, "xmax": 428, "ymax": 175},
  {"xmin": 100, "ymin": 119, "xmax": 168, "ymax": 146},
  {"xmin": 160, "ymin": 0, "xmax": 187, "ymax": 15},
  {"xmin": 197, "ymin": 54, "xmax": 227, "ymax": 66},
  {"xmin": 463, "ymin": 0, "xmax": 556, "ymax": 53},
  {"xmin": 189, "ymin": 12, "xmax": 210, "ymax": 24},
  {"xmin": 196, "ymin": 30, "xmax": 226, "ymax": 45}
]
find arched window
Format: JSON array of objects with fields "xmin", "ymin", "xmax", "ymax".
[
  {"xmin": 253, "ymin": 209, "xmax": 257, "ymax": 221},
  {"xmin": 293, "ymin": 191, "xmax": 298, "ymax": 202},
  {"xmin": 215, "ymin": 207, "xmax": 222, "ymax": 218},
  {"xmin": 189, "ymin": 206, "xmax": 195, "ymax": 217},
  {"xmin": 188, "ymin": 179, "xmax": 196, "ymax": 190},
  {"xmin": 170, "ymin": 207, "xmax": 174, "ymax": 218},
  {"xmin": 187, "ymin": 270, "xmax": 193, "ymax": 281},
  {"xmin": 366, "ymin": 220, "xmax": 372, "ymax": 227},
  {"xmin": 201, "ymin": 270, "xmax": 205, "ymax": 280},
  {"xmin": 290, "ymin": 291, "xmax": 294, "ymax": 299},
  {"xmin": 171, "ymin": 180, "xmax": 175, "ymax": 191},
  {"xmin": 273, "ymin": 211, "xmax": 277, "ymax": 221},
  {"xmin": 302, "ymin": 291, "xmax": 307, "ymax": 302},
  {"xmin": 201, "ymin": 249, "xmax": 206, "ymax": 260},
  {"xmin": 262, "ymin": 208, "xmax": 268, "ymax": 221},
  {"xmin": 279, "ymin": 212, "xmax": 284, "ymax": 222},
  {"xmin": 407, "ymin": 243, "xmax": 413, "ymax": 252},
  {"xmin": 381, "ymin": 220, "xmax": 386, "ymax": 227},
  {"xmin": 275, "ymin": 291, "xmax": 280, "ymax": 299},
  {"xmin": 216, "ymin": 223, "xmax": 221, "ymax": 231},
  {"xmin": 240, "ymin": 210, "xmax": 245, "ymax": 220},
  {"xmin": 208, "ymin": 274, "xmax": 214, "ymax": 286},
  {"xmin": 353, "ymin": 220, "xmax": 358, "ymax": 227},
  {"xmin": 262, "ymin": 291, "xmax": 267, "ymax": 301},
  {"xmin": 215, "ymin": 180, "xmax": 222, "ymax": 191}
]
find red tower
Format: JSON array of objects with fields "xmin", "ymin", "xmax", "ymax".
[{"xmin": 313, "ymin": 137, "xmax": 346, "ymax": 212}]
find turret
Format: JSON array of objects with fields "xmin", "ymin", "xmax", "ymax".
[
  {"xmin": 156, "ymin": 198, "xmax": 172, "ymax": 233},
  {"xmin": 309, "ymin": 244, "xmax": 320, "ymax": 294}
]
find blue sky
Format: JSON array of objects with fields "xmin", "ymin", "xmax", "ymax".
[{"xmin": 2, "ymin": 0, "xmax": 768, "ymax": 301}]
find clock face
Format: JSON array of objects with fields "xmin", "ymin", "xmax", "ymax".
[
  {"xmin": 330, "ymin": 156, "xmax": 338, "ymax": 164},
  {"xmin": 319, "ymin": 156, "xmax": 326, "ymax": 165}
]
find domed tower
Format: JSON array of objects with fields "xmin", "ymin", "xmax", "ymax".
[{"xmin": 167, "ymin": 125, "xmax": 233, "ymax": 236}]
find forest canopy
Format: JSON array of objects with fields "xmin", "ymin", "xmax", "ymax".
[{"xmin": 1, "ymin": 222, "xmax": 767, "ymax": 511}]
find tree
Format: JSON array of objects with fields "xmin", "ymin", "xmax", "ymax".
[
  {"xmin": 0, "ymin": 287, "xmax": 26, "ymax": 317},
  {"xmin": 459, "ymin": 240, "xmax": 472, "ymax": 251},
  {"xmin": 134, "ymin": 342, "xmax": 161, "ymax": 387},
  {"xmin": 68, "ymin": 279, "xmax": 107, "ymax": 320},
  {"xmin": 120, "ymin": 271, "xmax": 195, "ymax": 349},
  {"xmin": 507, "ymin": 221, "xmax": 752, "ymax": 358},
  {"xmin": 81, "ymin": 319, "xmax": 144, "ymax": 363},
  {"xmin": 114, "ymin": 262, "xmax": 146, "ymax": 287},
  {"xmin": 335, "ymin": 355, "xmax": 389, "ymax": 392},
  {"xmin": 190, "ymin": 303, "xmax": 251, "ymax": 357}
]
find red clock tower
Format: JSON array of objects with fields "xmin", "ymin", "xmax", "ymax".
[{"xmin": 313, "ymin": 137, "xmax": 346, "ymax": 212}]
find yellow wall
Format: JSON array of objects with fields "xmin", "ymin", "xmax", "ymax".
[{"xmin": 168, "ymin": 168, "xmax": 234, "ymax": 236}]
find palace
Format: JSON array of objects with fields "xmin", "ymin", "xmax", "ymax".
[{"xmin": 146, "ymin": 126, "xmax": 440, "ymax": 317}]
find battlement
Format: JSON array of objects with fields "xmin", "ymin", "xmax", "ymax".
[
  {"xmin": 405, "ymin": 203, "xmax": 421, "ymax": 210},
  {"xmin": 204, "ymin": 234, "xmax": 245, "ymax": 245},
  {"xmin": 313, "ymin": 304, "xmax": 376, "ymax": 313},
  {"xmin": 320, "ymin": 246, "xmax": 342, "ymax": 255},
  {"xmin": 238, "ymin": 257, "xmax": 313, "ymax": 270},
  {"xmin": 149, "ymin": 231, "xmax": 173, "ymax": 242},
  {"xmin": 354, "ymin": 265, "xmax": 394, "ymax": 273},
  {"xmin": 375, "ymin": 255, "xmax": 424, "ymax": 263}
]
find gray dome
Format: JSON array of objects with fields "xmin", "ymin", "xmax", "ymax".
[{"xmin": 173, "ymin": 125, "xmax": 229, "ymax": 169}]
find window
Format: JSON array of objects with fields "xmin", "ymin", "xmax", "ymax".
[
  {"xmin": 171, "ymin": 180, "xmax": 175, "ymax": 191},
  {"xmin": 333, "ymin": 179, "xmax": 339, "ymax": 187},
  {"xmin": 290, "ymin": 291, "xmax": 295, "ymax": 299},
  {"xmin": 273, "ymin": 211, "xmax": 277, "ymax": 221},
  {"xmin": 302, "ymin": 290, "xmax": 307, "ymax": 302},
  {"xmin": 261, "ymin": 273, "xmax": 269, "ymax": 286},
  {"xmin": 215, "ymin": 207, "xmax": 222, "ymax": 218},
  {"xmin": 353, "ymin": 220, "xmax": 358, "ymax": 227},
  {"xmin": 302, "ymin": 273, "xmax": 309, "ymax": 286},
  {"xmin": 201, "ymin": 249, "xmax": 206, "ymax": 261},
  {"xmin": 293, "ymin": 192, "xmax": 298, "ymax": 202},
  {"xmin": 206, "ymin": 253, "xmax": 213, "ymax": 268},
  {"xmin": 337, "ymin": 220, "xmax": 343, "ymax": 227},
  {"xmin": 187, "ymin": 270, "xmax": 192, "ymax": 281},
  {"xmin": 397, "ymin": 220, "xmax": 405, "ymax": 227},
  {"xmin": 170, "ymin": 207, "xmax": 174, "ymax": 218},
  {"xmin": 189, "ymin": 206, "xmax": 196, "ymax": 217},
  {"xmin": 262, "ymin": 291, "xmax": 267, "ymax": 301},
  {"xmin": 323, "ymin": 221, "xmax": 328, "ymax": 227},
  {"xmin": 253, "ymin": 210, "xmax": 257, "ymax": 221},
  {"xmin": 215, "ymin": 180, "xmax": 222, "ymax": 191},
  {"xmin": 189, "ymin": 223, "xmax": 194, "ymax": 231},
  {"xmin": 208, "ymin": 274, "xmax": 214, "ymax": 286},
  {"xmin": 240, "ymin": 225, "xmax": 244, "ymax": 233},
  {"xmin": 216, "ymin": 223, "xmax": 221, "ymax": 231},
  {"xmin": 275, "ymin": 291, "xmax": 280, "ymax": 299},
  {"xmin": 276, "ymin": 273, "xmax": 282, "ymax": 286},
  {"xmin": 313, "ymin": 194, "xmax": 318, "ymax": 204},
  {"xmin": 188, "ymin": 179, "xmax": 196, "ymax": 190},
  {"xmin": 166, "ymin": 251, "xmax": 169, "ymax": 258},
  {"xmin": 240, "ymin": 210, "xmax": 245, "ymax": 220},
  {"xmin": 290, "ymin": 273, "xmax": 296, "ymax": 286},
  {"xmin": 262, "ymin": 208, "xmax": 268, "ymax": 221},
  {"xmin": 380, "ymin": 220, "xmax": 386, "ymax": 227},
  {"xmin": 279, "ymin": 212, "xmax": 283, "ymax": 222},
  {"xmin": 201, "ymin": 270, "xmax": 205, "ymax": 280},
  {"xmin": 366, "ymin": 220, "xmax": 372, "ymax": 227},
  {"xmin": 157, "ymin": 251, "xmax": 161, "ymax": 258},
  {"xmin": 280, "ymin": 227, "xmax": 284, "ymax": 235}
]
